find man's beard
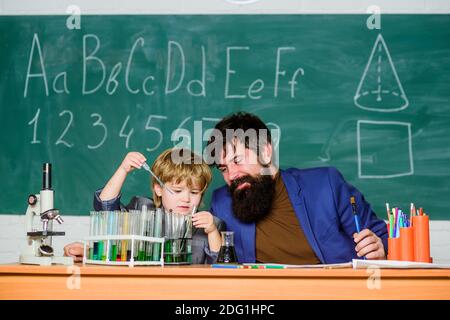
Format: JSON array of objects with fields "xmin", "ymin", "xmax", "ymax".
[{"xmin": 229, "ymin": 174, "xmax": 276, "ymax": 223}]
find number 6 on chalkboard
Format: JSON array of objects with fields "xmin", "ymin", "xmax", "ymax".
[{"xmin": 171, "ymin": 117, "xmax": 191, "ymax": 149}]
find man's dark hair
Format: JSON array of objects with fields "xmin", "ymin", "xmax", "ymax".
[{"xmin": 206, "ymin": 112, "xmax": 272, "ymax": 166}]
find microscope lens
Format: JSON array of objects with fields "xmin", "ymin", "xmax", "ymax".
[{"xmin": 42, "ymin": 163, "xmax": 52, "ymax": 190}]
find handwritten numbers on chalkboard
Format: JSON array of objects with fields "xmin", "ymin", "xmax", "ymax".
[
  {"xmin": 27, "ymin": 108, "xmax": 41, "ymax": 144},
  {"xmin": 27, "ymin": 110, "xmax": 266, "ymax": 156},
  {"xmin": 145, "ymin": 115, "xmax": 168, "ymax": 152},
  {"xmin": 119, "ymin": 115, "xmax": 134, "ymax": 149},
  {"xmin": 171, "ymin": 116, "xmax": 192, "ymax": 149},
  {"xmin": 88, "ymin": 113, "xmax": 107, "ymax": 150},
  {"xmin": 56, "ymin": 110, "xmax": 74, "ymax": 148}
]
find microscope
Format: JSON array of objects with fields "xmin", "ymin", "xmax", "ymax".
[{"xmin": 19, "ymin": 163, "xmax": 73, "ymax": 266}]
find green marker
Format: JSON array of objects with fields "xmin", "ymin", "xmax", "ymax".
[{"xmin": 263, "ymin": 265, "xmax": 286, "ymax": 269}]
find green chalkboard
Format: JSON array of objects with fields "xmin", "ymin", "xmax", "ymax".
[{"xmin": 1, "ymin": 15, "xmax": 449, "ymax": 219}]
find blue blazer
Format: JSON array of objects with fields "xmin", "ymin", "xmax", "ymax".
[{"xmin": 210, "ymin": 167, "xmax": 388, "ymax": 264}]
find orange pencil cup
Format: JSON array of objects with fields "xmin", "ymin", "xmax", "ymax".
[
  {"xmin": 399, "ymin": 227, "xmax": 414, "ymax": 261},
  {"xmin": 412, "ymin": 215, "xmax": 431, "ymax": 263},
  {"xmin": 387, "ymin": 237, "xmax": 401, "ymax": 261}
]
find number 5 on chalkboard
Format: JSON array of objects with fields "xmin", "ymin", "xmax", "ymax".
[{"xmin": 145, "ymin": 115, "xmax": 167, "ymax": 152}]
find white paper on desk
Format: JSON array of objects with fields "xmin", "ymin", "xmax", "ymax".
[
  {"xmin": 352, "ymin": 259, "xmax": 450, "ymax": 269},
  {"xmin": 242, "ymin": 262, "xmax": 352, "ymax": 269}
]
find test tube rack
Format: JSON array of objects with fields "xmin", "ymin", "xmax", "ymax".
[{"xmin": 82, "ymin": 235, "xmax": 165, "ymax": 267}]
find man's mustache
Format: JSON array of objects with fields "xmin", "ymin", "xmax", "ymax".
[{"xmin": 230, "ymin": 175, "xmax": 255, "ymax": 194}]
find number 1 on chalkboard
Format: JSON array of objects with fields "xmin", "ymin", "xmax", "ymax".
[{"xmin": 28, "ymin": 108, "xmax": 41, "ymax": 144}]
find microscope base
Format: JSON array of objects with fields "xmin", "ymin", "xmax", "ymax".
[{"xmin": 19, "ymin": 254, "xmax": 73, "ymax": 266}]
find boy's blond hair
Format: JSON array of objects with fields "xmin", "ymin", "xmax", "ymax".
[{"xmin": 151, "ymin": 148, "xmax": 212, "ymax": 208}]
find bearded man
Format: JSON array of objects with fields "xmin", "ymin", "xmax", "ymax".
[{"xmin": 207, "ymin": 112, "xmax": 387, "ymax": 264}]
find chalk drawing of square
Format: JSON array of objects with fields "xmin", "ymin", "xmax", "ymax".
[{"xmin": 357, "ymin": 120, "xmax": 413, "ymax": 179}]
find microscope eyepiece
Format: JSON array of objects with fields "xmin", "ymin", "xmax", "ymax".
[{"xmin": 43, "ymin": 163, "xmax": 52, "ymax": 190}]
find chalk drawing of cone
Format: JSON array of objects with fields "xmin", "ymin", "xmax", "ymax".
[{"xmin": 354, "ymin": 34, "xmax": 409, "ymax": 112}]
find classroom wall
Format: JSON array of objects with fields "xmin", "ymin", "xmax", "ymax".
[
  {"xmin": 1, "ymin": 0, "xmax": 450, "ymax": 14},
  {"xmin": 1, "ymin": 0, "xmax": 449, "ymax": 264}
]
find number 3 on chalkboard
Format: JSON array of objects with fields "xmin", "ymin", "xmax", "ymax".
[{"xmin": 88, "ymin": 113, "xmax": 107, "ymax": 149}]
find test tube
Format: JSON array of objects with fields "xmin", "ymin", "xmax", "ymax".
[
  {"xmin": 89, "ymin": 211, "xmax": 95, "ymax": 260},
  {"xmin": 101, "ymin": 211, "xmax": 107, "ymax": 261},
  {"xmin": 130, "ymin": 210, "xmax": 139, "ymax": 261},
  {"xmin": 146, "ymin": 210, "xmax": 155, "ymax": 260},
  {"xmin": 185, "ymin": 214, "xmax": 192, "ymax": 263},
  {"xmin": 164, "ymin": 210, "xmax": 172, "ymax": 263},
  {"xmin": 109, "ymin": 211, "xmax": 116, "ymax": 261},
  {"xmin": 107, "ymin": 211, "xmax": 114, "ymax": 261},
  {"xmin": 116, "ymin": 211, "xmax": 122, "ymax": 261},
  {"xmin": 121, "ymin": 211, "xmax": 129, "ymax": 261},
  {"xmin": 95, "ymin": 212, "xmax": 102, "ymax": 260},
  {"xmin": 138, "ymin": 206, "xmax": 147, "ymax": 261},
  {"xmin": 153, "ymin": 208, "xmax": 163, "ymax": 261}
]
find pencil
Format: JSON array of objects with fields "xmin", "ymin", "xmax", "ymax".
[
  {"xmin": 211, "ymin": 264, "xmax": 242, "ymax": 269},
  {"xmin": 350, "ymin": 196, "xmax": 365, "ymax": 260},
  {"xmin": 386, "ymin": 202, "xmax": 390, "ymax": 221}
]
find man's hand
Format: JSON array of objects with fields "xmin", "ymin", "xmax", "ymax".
[
  {"xmin": 63, "ymin": 242, "xmax": 86, "ymax": 262},
  {"xmin": 353, "ymin": 229, "xmax": 386, "ymax": 260}
]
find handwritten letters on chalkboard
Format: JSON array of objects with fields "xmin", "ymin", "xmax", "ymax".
[{"xmin": 24, "ymin": 34, "xmax": 304, "ymax": 99}]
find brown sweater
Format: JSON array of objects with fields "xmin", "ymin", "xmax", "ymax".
[{"xmin": 255, "ymin": 172, "xmax": 320, "ymax": 264}]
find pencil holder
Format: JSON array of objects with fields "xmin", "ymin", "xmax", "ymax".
[
  {"xmin": 387, "ymin": 237, "xmax": 401, "ymax": 261},
  {"xmin": 412, "ymin": 215, "xmax": 431, "ymax": 263},
  {"xmin": 399, "ymin": 227, "xmax": 414, "ymax": 262}
]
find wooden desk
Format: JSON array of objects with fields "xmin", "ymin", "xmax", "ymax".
[{"xmin": 1, "ymin": 264, "xmax": 449, "ymax": 299}]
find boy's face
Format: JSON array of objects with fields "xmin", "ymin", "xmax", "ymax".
[{"xmin": 154, "ymin": 180, "xmax": 202, "ymax": 215}]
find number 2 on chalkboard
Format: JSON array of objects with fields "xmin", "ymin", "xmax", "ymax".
[{"xmin": 56, "ymin": 110, "xmax": 74, "ymax": 148}]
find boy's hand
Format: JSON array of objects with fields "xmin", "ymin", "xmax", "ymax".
[
  {"xmin": 63, "ymin": 242, "xmax": 87, "ymax": 262},
  {"xmin": 353, "ymin": 229, "xmax": 386, "ymax": 260},
  {"xmin": 120, "ymin": 152, "xmax": 146, "ymax": 174},
  {"xmin": 192, "ymin": 211, "xmax": 217, "ymax": 234}
]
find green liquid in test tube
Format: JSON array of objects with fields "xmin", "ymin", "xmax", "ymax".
[
  {"xmin": 89, "ymin": 211, "xmax": 95, "ymax": 260},
  {"xmin": 92, "ymin": 212, "xmax": 99, "ymax": 260},
  {"xmin": 146, "ymin": 210, "xmax": 154, "ymax": 261},
  {"xmin": 100, "ymin": 212, "xmax": 106, "ymax": 261},
  {"xmin": 138, "ymin": 206, "xmax": 147, "ymax": 261},
  {"xmin": 153, "ymin": 208, "xmax": 163, "ymax": 261}
]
